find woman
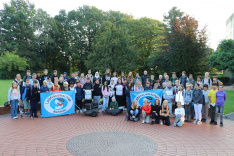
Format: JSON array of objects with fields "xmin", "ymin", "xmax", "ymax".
[
  {"xmin": 102, "ymin": 69, "xmax": 111, "ymax": 85},
  {"xmin": 111, "ymin": 72, "xmax": 118, "ymax": 86},
  {"xmin": 134, "ymin": 80, "xmax": 144, "ymax": 93},
  {"xmin": 151, "ymin": 98, "xmax": 161, "ymax": 125},
  {"xmin": 160, "ymin": 100, "xmax": 170, "ymax": 126},
  {"xmin": 192, "ymin": 83, "xmax": 203, "ymax": 125},
  {"xmin": 127, "ymin": 72, "xmax": 134, "ymax": 84},
  {"xmin": 141, "ymin": 99, "xmax": 151, "ymax": 124},
  {"xmin": 128, "ymin": 100, "xmax": 141, "ymax": 122},
  {"xmin": 114, "ymin": 78, "xmax": 125, "ymax": 107}
]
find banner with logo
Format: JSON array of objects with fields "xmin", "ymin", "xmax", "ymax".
[
  {"xmin": 130, "ymin": 89, "xmax": 163, "ymax": 106},
  {"xmin": 40, "ymin": 91, "xmax": 75, "ymax": 118}
]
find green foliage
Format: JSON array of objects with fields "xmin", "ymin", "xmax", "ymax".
[{"xmin": 209, "ymin": 39, "xmax": 234, "ymax": 73}]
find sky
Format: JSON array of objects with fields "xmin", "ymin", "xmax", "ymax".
[{"xmin": 1, "ymin": 0, "xmax": 233, "ymax": 50}]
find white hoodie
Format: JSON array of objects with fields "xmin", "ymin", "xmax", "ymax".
[
  {"xmin": 175, "ymin": 91, "xmax": 184, "ymax": 105},
  {"xmin": 175, "ymin": 107, "xmax": 185, "ymax": 122},
  {"xmin": 8, "ymin": 87, "xmax": 21, "ymax": 101}
]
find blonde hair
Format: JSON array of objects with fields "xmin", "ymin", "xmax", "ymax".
[
  {"xmin": 131, "ymin": 100, "xmax": 139, "ymax": 109},
  {"xmin": 179, "ymin": 84, "xmax": 184, "ymax": 91},
  {"xmin": 64, "ymin": 82, "xmax": 68, "ymax": 85},
  {"xmin": 175, "ymin": 80, "xmax": 179, "ymax": 83},
  {"xmin": 153, "ymin": 98, "xmax": 160, "ymax": 106},
  {"xmin": 162, "ymin": 100, "xmax": 169, "ymax": 110},
  {"xmin": 135, "ymin": 80, "xmax": 142, "ymax": 87},
  {"xmin": 43, "ymin": 80, "xmax": 47, "ymax": 84}
]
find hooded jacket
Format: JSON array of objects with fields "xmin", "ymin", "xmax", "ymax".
[{"xmin": 192, "ymin": 89, "xmax": 203, "ymax": 104}]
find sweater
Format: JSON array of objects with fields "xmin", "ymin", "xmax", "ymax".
[
  {"xmin": 142, "ymin": 74, "xmax": 149, "ymax": 87},
  {"xmin": 31, "ymin": 86, "xmax": 40, "ymax": 102},
  {"xmin": 8, "ymin": 87, "xmax": 21, "ymax": 101},
  {"xmin": 110, "ymin": 101, "xmax": 118, "ymax": 109},
  {"xmin": 144, "ymin": 86, "xmax": 152, "ymax": 91},
  {"xmin": 21, "ymin": 85, "xmax": 31, "ymax": 101},
  {"xmin": 79, "ymin": 78, "xmax": 86, "ymax": 86},
  {"xmin": 51, "ymin": 75, "xmax": 59, "ymax": 83},
  {"xmin": 216, "ymin": 90, "xmax": 226, "ymax": 106},
  {"xmin": 141, "ymin": 105, "xmax": 151, "ymax": 115},
  {"xmin": 93, "ymin": 84, "xmax": 102, "ymax": 96},
  {"xmin": 83, "ymin": 82, "xmax": 93, "ymax": 90},
  {"xmin": 108, "ymin": 84, "xmax": 115, "ymax": 97},
  {"xmin": 175, "ymin": 91, "xmax": 184, "ymax": 105},
  {"xmin": 163, "ymin": 87, "xmax": 174, "ymax": 103},
  {"xmin": 202, "ymin": 90, "xmax": 209, "ymax": 103},
  {"xmin": 184, "ymin": 90, "xmax": 193, "ymax": 103},
  {"xmin": 175, "ymin": 107, "xmax": 185, "ymax": 122},
  {"xmin": 151, "ymin": 105, "xmax": 161, "ymax": 115},
  {"xmin": 102, "ymin": 74, "xmax": 111, "ymax": 85},
  {"xmin": 125, "ymin": 87, "xmax": 133, "ymax": 97},
  {"xmin": 40, "ymin": 85, "xmax": 49, "ymax": 93},
  {"xmin": 102, "ymin": 86, "xmax": 110, "ymax": 97},
  {"xmin": 192, "ymin": 89, "xmax": 203, "ymax": 104},
  {"xmin": 134, "ymin": 85, "xmax": 144, "ymax": 92}
]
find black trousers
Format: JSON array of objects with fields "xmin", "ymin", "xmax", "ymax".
[
  {"xmin": 76, "ymin": 100, "xmax": 82, "ymax": 109},
  {"xmin": 152, "ymin": 112, "xmax": 160, "ymax": 124},
  {"xmin": 161, "ymin": 116, "xmax": 170, "ymax": 126}
]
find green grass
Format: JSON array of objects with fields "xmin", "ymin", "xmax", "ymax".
[{"xmin": 0, "ymin": 80, "xmax": 234, "ymax": 114}]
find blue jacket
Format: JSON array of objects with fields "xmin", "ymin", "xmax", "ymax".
[
  {"xmin": 75, "ymin": 85, "xmax": 84, "ymax": 100},
  {"xmin": 40, "ymin": 85, "xmax": 49, "ymax": 93},
  {"xmin": 21, "ymin": 85, "xmax": 32, "ymax": 101}
]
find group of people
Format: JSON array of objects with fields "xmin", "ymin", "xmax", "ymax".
[{"xmin": 8, "ymin": 69, "xmax": 227, "ymax": 127}]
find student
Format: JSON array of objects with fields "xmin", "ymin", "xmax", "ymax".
[
  {"xmin": 164, "ymin": 75, "xmax": 170, "ymax": 87},
  {"xmin": 69, "ymin": 82, "xmax": 76, "ymax": 92},
  {"xmin": 30, "ymin": 80, "xmax": 40, "ymax": 119},
  {"xmin": 203, "ymin": 72, "xmax": 212, "ymax": 90},
  {"xmin": 163, "ymin": 81, "xmax": 174, "ymax": 116},
  {"xmin": 36, "ymin": 71, "xmax": 43, "ymax": 86},
  {"xmin": 134, "ymin": 80, "xmax": 144, "ymax": 93},
  {"xmin": 42, "ymin": 69, "xmax": 50, "ymax": 82},
  {"xmin": 144, "ymin": 81, "xmax": 152, "ymax": 91},
  {"xmin": 173, "ymin": 80, "xmax": 180, "ymax": 94},
  {"xmin": 179, "ymin": 71, "xmax": 188, "ymax": 88},
  {"xmin": 127, "ymin": 72, "xmax": 134, "ymax": 84},
  {"xmin": 51, "ymin": 70, "xmax": 59, "ymax": 83},
  {"xmin": 160, "ymin": 100, "xmax": 170, "ymax": 126},
  {"xmin": 108, "ymin": 79, "xmax": 115, "ymax": 104},
  {"xmin": 21, "ymin": 79, "xmax": 31, "ymax": 117},
  {"xmin": 93, "ymin": 79, "xmax": 102, "ymax": 105},
  {"xmin": 111, "ymin": 72, "xmax": 119, "ymax": 86},
  {"xmin": 170, "ymin": 72, "xmax": 178, "ymax": 87},
  {"xmin": 153, "ymin": 83, "xmax": 159, "ymax": 90},
  {"xmin": 23, "ymin": 70, "xmax": 32, "ymax": 86},
  {"xmin": 202, "ymin": 84, "xmax": 209, "ymax": 122},
  {"xmin": 63, "ymin": 72, "xmax": 69, "ymax": 82},
  {"xmin": 75, "ymin": 80, "xmax": 83, "ymax": 113},
  {"xmin": 162, "ymin": 82, "xmax": 166, "ymax": 90},
  {"xmin": 14, "ymin": 74, "xmax": 23, "ymax": 114},
  {"xmin": 208, "ymin": 83, "xmax": 218, "ymax": 125},
  {"xmin": 158, "ymin": 75, "xmax": 163, "ymax": 85},
  {"xmin": 175, "ymin": 84, "xmax": 185, "ymax": 108},
  {"xmin": 162, "ymin": 72, "xmax": 167, "ymax": 83},
  {"xmin": 86, "ymin": 70, "xmax": 93, "ymax": 83},
  {"xmin": 128, "ymin": 100, "xmax": 141, "ymax": 122},
  {"xmin": 102, "ymin": 69, "xmax": 111, "ymax": 85},
  {"xmin": 8, "ymin": 82, "xmax": 21, "ymax": 119},
  {"xmin": 141, "ymin": 99, "xmax": 151, "ymax": 124},
  {"xmin": 109, "ymin": 97, "xmax": 118, "ymax": 110},
  {"xmin": 40, "ymin": 80, "xmax": 49, "ymax": 93},
  {"xmin": 47, "ymin": 77, "xmax": 53, "ymax": 90},
  {"xmin": 114, "ymin": 78, "xmax": 125, "ymax": 107},
  {"xmin": 184, "ymin": 86, "xmax": 193, "ymax": 122},
  {"xmin": 79, "ymin": 73, "xmax": 86, "ymax": 87},
  {"xmin": 151, "ymin": 98, "xmax": 161, "ymax": 125},
  {"xmin": 121, "ymin": 73, "xmax": 126, "ymax": 84},
  {"xmin": 93, "ymin": 72, "xmax": 100, "ymax": 83},
  {"xmin": 157, "ymin": 80, "xmax": 162, "ymax": 89},
  {"xmin": 102, "ymin": 81, "xmax": 110, "ymax": 112},
  {"xmin": 192, "ymin": 83, "xmax": 203, "ymax": 125},
  {"xmin": 173, "ymin": 101, "xmax": 185, "ymax": 127},
  {"xmin": 63, "ymin": 82, "xmax": 70, "ymax": 91},
  {"xmin": 150, "ymin": 75, "xmax": 156, "ymax": 88},
  {"xmin": 58, "ymin": 77, "xmax": 64, "ymax": 90},
  {"xmin": 83, "ymin": 77, "xmax": 94, "ymax": 104},
  {"xmin": 125, "ymin": 82, "xmax": 134, "ymax": 111},
  {"xmin": 195, "ymin": 75, "xmax": 203, "ymax": 88},
  {"xmin": 142, "ymin": 70, "xmax": 149, "ymax": 87},
  {"xmin": 68, "ymin": 73, "xmax": 76, "ymax": 85},
  {"xmin": 30, "ymin": 73, "xmax": 40, "ymax": 89},
  {"xmin": 50, "ymin": 80, "xmax": 61, "ymax": 92},
  {"xmin": 74, "ymin": 71, "xmax": 79, "ymax": 80},
  {"xmin": 188, "ymin": 74, "xmax": 195, "ymax": 89},
  {"xmin": 215, "ymin": 85, "xmax": 226, "ymax": 127},
  {"xmin": 212, "ymin": 76, "xmax": 223, "ymax": 87},
  {"xmin": 60, "ymin": 74, "xmax": 64, "ymax": 79}
]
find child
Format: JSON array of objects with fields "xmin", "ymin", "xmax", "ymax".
[
  {"xmin": 121, "ymin": 73, "xmax": 126, "ymax": 84},
  {"xmin": 42, "ymin": 69, "xmax": 50, "ymax": 82},
  {"xmin": 127, "ymin": 72, "xmax": 134, "ymax": 84},
  {"xmin": 184, "ymin": 86, "xmax": 193, "ymax": 122},
  {"xmin": 102, "ymin": 69, "xmax": 111, "ymax": 85},
  {"xmin": 68, "ymin": 73, "xmax": 76, "ymax": 85},
  {"xmin": 133, "ymin": 73, "xmax": 142, "ymax": 85},
  {"xmin": 79, "ymin": 73, "xmax": 86, "ymax": 87},
  {"xmin": 93, "ymin": 79, "xmax": 102, "ymax": 105},
  {"xmin": 162, "ymin": 82, "xmax": 166, "ymax": 90},
  {"xmin": 51, "ymin": 70, "xmax": 59, "ymax": 83},
  {"xmin": 203, "ymin": 72, "xmax": 212, "ymax": 90},
  {"xmin": 173, "ymin": 101, "xmax": 185, "ymax": 127},
  {"xmin": 195, "ymin": 75, "xmax": 203, "ymax": 88},
  {"xmin": 162, "ymin": 72, "xmax": 167, "ymax": 83},
  {"xmin": 175, "ymin": 84, "xmax": 184, "ymax": 108},
  {"xmin": 158, "ymin": 75, "xmax": 163, "ymax": 85},
  {"xmin": 212, "ymin": 76, "xmax": 223, "ymax": 87},
  {"xmin": 134, "ymin": 80, "xmax": 144, "ymax": 93},
  {"xmin": 114, "ymin": 78, "xmax": 125, "ymax": 107},
  {"xmin": 144, "ymin": 81, "xmax": 152, "ymax": 91},
  {"xmin": 83, "ymin": 77, "xmax": 94, "ymax": 104},
  {"xmin": 23, "ymin": 70, "xmax": 32, "ymax": 86},
  {"xmin": 128, "ymin": 100, "xmax": 141, "ymax": 122},
  {"xmin": 202, "ymin": 84, "xmax": 209, "ymax": 122},
  {"xmin": 93, "ymin": 72, "xmax": 100, "ymax": 83},
  {"xmin": 173, "ymin": 80, "xmax": 180, "ymax": 94},
  {"xmin": 69, "ymin": 82, "xmax": 76, "ymax": 92},
  {"xmin": 63, "ymin": 72, "xmax": 69, "ymax": 82},
  {"xmin": 151, "ymin": 98, "xmax": 161, "ymax": 125},
  {"xmin": 188, "ymin": 74, "xmax": 195, "ymax": 89},
  {"xmin": 215, "ymin": 85, "xmax": 226, "ymax": 127},
  {"xmin": 111, "ymin": 72, "xmax": 119, "ymax": 86},
  {"xmin": 192, "ymin": 83, "xmax": 203, "ymax": 125},
  {"xmin": 102, "ymin": 81, "xmax": 110, "ymax": 112},
  {"xmin": 8, "ymin": 82, "xmax": 21, "ymax": 119},
  {"xmin": 86, "ymin": 70, "xmax": 93, "ymax": 83},
  {"xmin": 153, "ymin": 83, "xmax": 159, "ymax": 90},
  {"xmin": 125, "ymin": 82, "xmax": 134, "ymax": 111},
  {"xmin": 21, "ymin": 79, "xmax": 31, "ymax": 117},
  {"xmin": 58, "ymin": 77, "xmax": 64, "ymax": 90},
  {"xmin": 74, "ymin": 71, "xmax": 79, "ymax": 80},
  {"xmin": 50, "ymin": 80, "xmax": 61, "ymax": 92},
  {"xmin": 150, "ymin": 75, "xmax": 156, "ymax": 88},
  {"xmin": 30, "ymin": 73, "xmax": 40, "ymax": 89},
  {"xmin": 14, "ymin": 74, "xmax": 23, "ymax": 114},
  {"xmin": 208, "ymin": 83, "xmax": 218, "ymax": 125},
  {"xmin": 141, "ymin": 99, "xmax": 151, "ymax": 124},
  {"xmin": 170, "ymin": 72, "xmax": 178, "ymax": 87},
  {"xmin": 164, "ymin": 75, "xmax": 170, "ymax": 87},
  {"xmin": 179, "ymin": 71, "xmax": 188, "ymax": 88},
  {"xmin": 30, "ymin": 80, "xmax": 40, "ymax": 119},
  {"xmin": 160, "ymin": 100, "xmax": 170, "ymax": 126},
  {"xmin": 47, "ymin": 78, "xmax": 53, "ymax": 90},
  {"xmin": 109, "ymin": 79, "xmax": 115, "ymax": 104},
  {"xmin": 109, "ymin": 97, "xmax": 118, "ymax": 110},
  {"xmin": 40, "ymin": 80, "xmax": 49, "ymax": 93},
  {"xmin": 36, "ymin": 71, "xmax": 43, "ymax": 86},
  {"xmin": 75, "ymin": 80, "xmax": 83, "ymax": 113},
  {"xmin": 63, "ymin": 82, "xmax": 70, "ymax": 91},
  {"xmin": 163, "ymin": 81, "xmax": 174, "ymax": 116},
  {"xmin": 142, "ymin": 70, "xmax": 149, "ymax": 87}
]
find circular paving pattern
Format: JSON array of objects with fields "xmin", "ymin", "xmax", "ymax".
[{"xmin": 66, "ymin": 131, "xmax": 157, "ymax": 156}]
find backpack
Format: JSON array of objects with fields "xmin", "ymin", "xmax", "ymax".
[
  {"xmin": 51, "ymin": 84, "xmax": 60, "ymax": 91},
  {"xmin": 202, "ymin": 78, "xmax": 211, "ymax": 85}
]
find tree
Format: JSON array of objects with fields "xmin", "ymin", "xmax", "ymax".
[
  {"xmin": 209, "ymin": 39, "xmax": 234, "ymax": 72},
  {"xmin": 0, "ymin": 51, "xmax": 28, "ymax": 79}
]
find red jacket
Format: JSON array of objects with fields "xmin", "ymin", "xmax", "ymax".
[
  {"xmin": 50, "ymin": 84, "xmax": 61, "ymax": 92},
  {"xmin": 141, "ymin": 105, "xmax": 151, "ymax": 115}
]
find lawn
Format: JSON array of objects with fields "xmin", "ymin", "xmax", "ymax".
[{"xmin": 0, "ymin": 80, "xmax": 233, "ymax": 114}]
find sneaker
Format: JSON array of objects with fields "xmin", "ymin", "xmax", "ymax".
[
  {"xmin": 197, "ymin": 121, "xmax": 202, "ymax": 125},
  {"xmin": 76, "ymin": 110, "xmax": 79, "ymax": 113},
  {"xmin": 13, "ymin": 116, "xmax": 18, "ymax": 119},
  {"xmin": 220, "ymin": 122, "xmax": 223, "ymax": 127},
  {"xmin": 34, "ymin": 115, "xmax": 38, "ymax": 118},
  {"xmin": 160, "ymin": 121, "xmax": 163, "ymax": 125},
  {"xmin": 173, "ymin": 122, "xmax": 177, "ymax": 127},
  {"xmin": 80, "ymin": 110, "xmax": 83, "ymax": 113},
  {"xmin": 213, "ymin": 121, "xmax": 217, "ymax": 125},
  {"xmin": 193, "ymin": 120, "xmax": 197, "ymax": 124},
  {"xmin": 209, "ymin": 120, "xmax": 214, "ymax": 125},
  {"xmin": 30, "ymin": 116, "xmax": 34, "ymax": 120},
  {"xmin": 20, "ymin": 111, "xmax": 24, "ymax": 114},
  {"xmin": 142, "ymin": 120, "xmax": 145, "ymax": 124},
  {"xmin": 150, "ymin": 121, "xmax": 154, "ymax": 125}
]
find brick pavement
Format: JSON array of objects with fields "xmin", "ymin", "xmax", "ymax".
[{"xmin": 0, "ymin": 112, "xmax": 234, "ymax": 156}]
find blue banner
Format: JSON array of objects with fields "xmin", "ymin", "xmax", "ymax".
[
  {"xmin": 130, "ymin": 89, "xmax": 163, "ymax": 106},
  {"xmin": 40, "ymin": 91, "xmax": 75, "ymax": 118}
]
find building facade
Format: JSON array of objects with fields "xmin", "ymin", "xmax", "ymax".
[{"xmin": 226, "ymin": 13, "xmax": 234, "ymax": 39}]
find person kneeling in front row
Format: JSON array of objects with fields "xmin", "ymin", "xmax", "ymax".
[
  {"xmin": 151, "ymin": 98, "xmax": 161, "ymax": 125},
  {"xmin": 141, "ymin": 99, "xmax": 151, "ymax": 124},
  {"xmin": 160, "ymin": 100, "xmax": 170, "ymax": 126},
  {"xmin": 174, "ymin": 101, "xmax": 185, "ymax": 127},
  {"xmin": 128, "ymin": 100, "xmax": 141, "ymax": 122}
]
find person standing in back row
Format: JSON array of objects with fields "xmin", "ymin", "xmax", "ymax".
[
  {"xmin": 179, "ymin": 71, "xmax": 188, "ymax": 88},
  {"xmin": 142, "ymin": 70, "xmax": 149, "ymax": 87},
  {"xmin": 203, "ymin": 72, "xmax": 212, "ymax": 90}
]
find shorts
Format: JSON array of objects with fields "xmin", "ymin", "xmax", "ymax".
[{"xmin": 23, "ymin": 99, "xmax": 31, "ymax": 109}]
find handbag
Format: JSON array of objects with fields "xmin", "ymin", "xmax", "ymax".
[{"xmin": 4, "ymin": 102, "xmax": 10, "ymax": 107}]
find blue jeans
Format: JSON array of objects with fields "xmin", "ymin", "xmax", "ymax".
[
  {"xmin": 174, "ymin": 114, "xmax": 184, "ymax": 127},
  {"xmin": 102, "ymin": 97, "xmax": 109, "ymax": 112},
  {"xmin": 126, "ymin": 96, "xmax": 131, "ymax": 111},
  {"xmin": 10, "ymin": 100, "xmax": 18, "ymax": 118},
  {"xmin": 168, "ymin": 102, "xmax": 172, "ymax": 115},
  {"xmin": 215, "ymin": 105, "xmax": 224, "ymax": 123},
  {"xmin": 130, "ymin": 109, "xmax": 139, "ymax": 121},
  {"xmin": 93, "ymin": 96, "xmax": 101, "ymax": 104},
  {"xmin": 30, "ymin": 101, "xmax": 38, "ymax": 117}
]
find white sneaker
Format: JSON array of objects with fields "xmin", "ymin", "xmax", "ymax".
[
  {"xmin": 160, "ymin": 121, "xmax": 163, "ymax": 125},
  {"xmin": 20, "ymin": 111, "xmax": 24, "ymax": 114},
  {"xmin": 197, "ymin": 121, "xmax": 202, "ymax": 125},
  {"xmin": 13, "ymin": 117, "xmax": 18, "ymax": 119},
  {"xmin": 76, "ymin": 110, "xmax": 79, "ymax": 113},
  {"xmin": 193, "ymin": 120, "xmax": 197, "ymax": 124},
  {"xmin": 80, "ymin": 110, "xmax": 83, "ymax": 113},
  {"xmin": 142, "ymin": 120, "xmax": 145, "ymax": 124}
]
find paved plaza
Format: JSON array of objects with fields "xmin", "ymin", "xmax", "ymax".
[{"xmin": 0, "ymin": 112, "xmax": 234, "ymax": 156}]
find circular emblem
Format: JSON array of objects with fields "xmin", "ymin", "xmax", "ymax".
[{"xmin": 134, "ymin": 92, "xmax": 161, "ymax": 106}]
